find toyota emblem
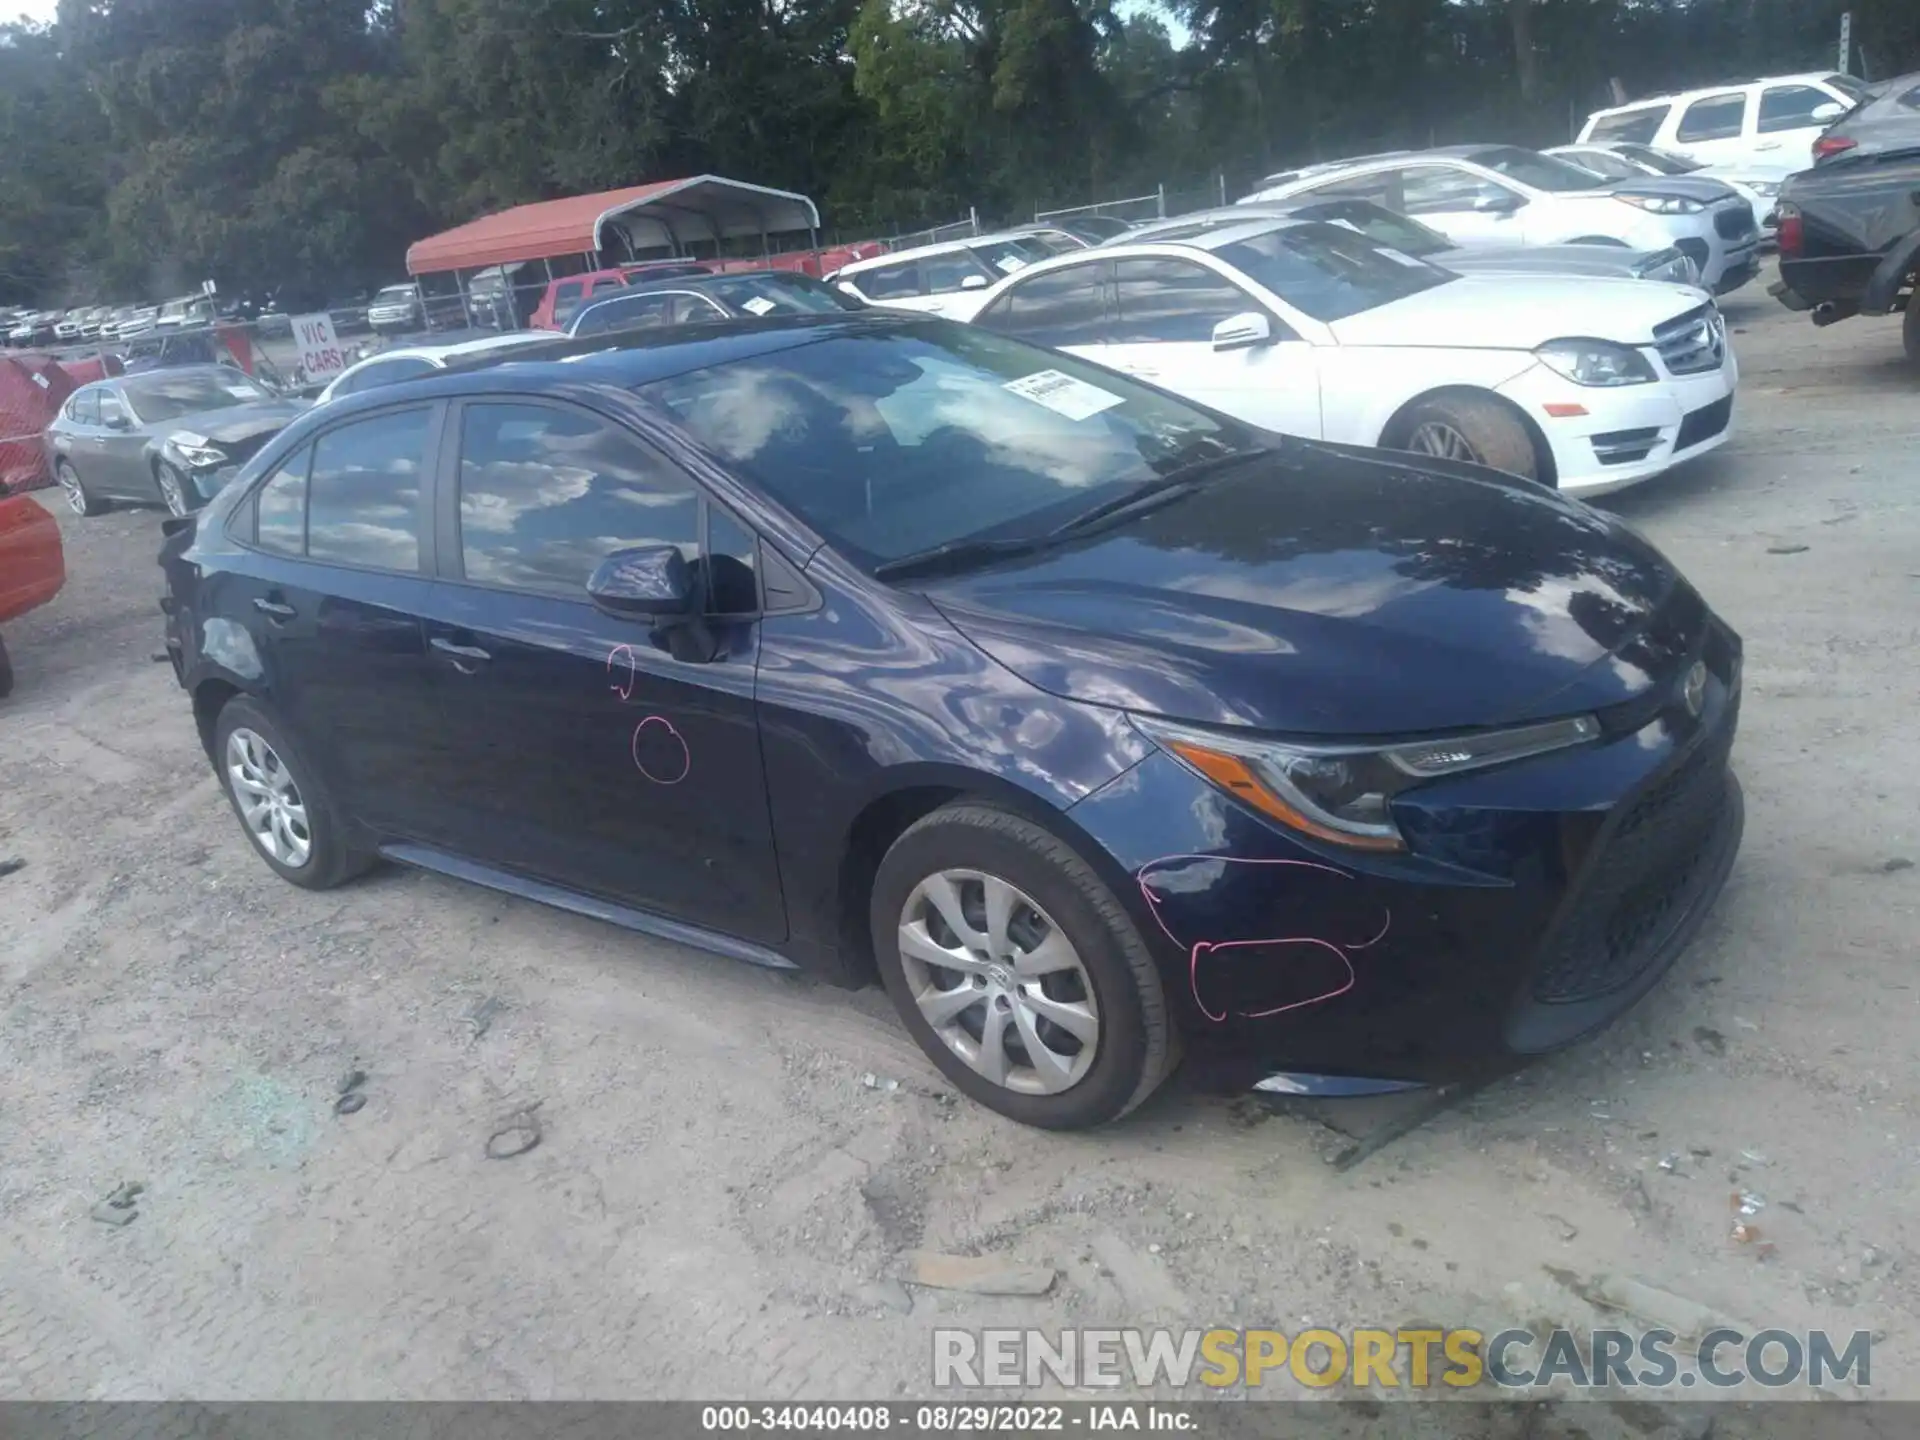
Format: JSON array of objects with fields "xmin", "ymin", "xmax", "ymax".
[{"xmin": 1682, "ymin": 660, "xmax": 1707, "ymax": 718}]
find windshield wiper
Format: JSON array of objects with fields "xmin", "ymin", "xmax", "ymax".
[
  {"xmin": 872, "ymin": 534, "xmax": 1050, "ymax": 582},
  {"xmin": 1046, "ymin": 445, "xmax": 1273, "ymax": 541}
]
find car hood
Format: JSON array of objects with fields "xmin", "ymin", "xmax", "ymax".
[
  {"xmin": 1326, "ymin": 273, "xmax": 1700, "ymax": 348},
  {"xmin": 164, "ymin": 400, "xmax": 310, "ymax": 456},
  {"xmin": 1439, "ymin": 244, "xmax": 1656, "ymax": 279},
  {"xmin": 1603, "ymin": 175, "xmax": 1744, "ymax": 205},
  {"xmin": 922, "ymin": 444, "xmax": 1684, "ymax": 736}
]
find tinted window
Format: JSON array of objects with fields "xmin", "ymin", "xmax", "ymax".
[
  {"xmin": 457, "ymin": 402, "xmax": 698, "ymax": 597},
  {"xmin": 122, "ymin": 369, "xmax": 273, "ymax": 423},
  {"xmin": 1112, "ymin": 258, "xmax": 1260, "ymax": 343},
  {"xmin": 971, "ymin": 239, "xmax": 1050, "ymax": 275},
  {"xmin": 973, "ymin": 262, "xmax": 1109, "ymax": 347},
  {"xmin": 335, "ymin": 356, "xmax": 436, "ymax": 397},
  {"xmin": 643, "ymin": 325, "xmax": 1248, "ymax": 567},
  {"xmin": 573, "ymin": 293, "xmax": 681, "ymax": 335},
  {"xmin": 67, "ymin": 390, "xmax": 99, "ymax": 424},
  {"xmin": 1216, "ymin": 222, "xmax": 1452, "ymax": 321},
  {"xmin": 1676, "ymin": 94, "xmax": 1747, "ymax": 142},
  {"xmin": 1589, "ymin": 106, "xmax": 1670, "ymax": 144},
  {"xmin": 306, "ymin": 407, "xmax": 428, "ymax": 571},
  {"xmin": 1459, "ymin": 148, "xmax": 1606, "ymax": 193},
  {"xmin": 254, "ymin": 447, "xmax": 310, "ymax": 556},
  {"xmin": 1758, "ymin": 85, "xmax": 1837, "ymax": 133},
  {"xmin": 849, "ymin": 261, "xmax": 921, "ymax": 300}
]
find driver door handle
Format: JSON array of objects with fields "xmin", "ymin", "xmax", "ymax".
[
  {"xmin": 252, "ymin": 597, "xmax": 295, "ymax": 619},
  {"xmin": 431, "ymin": 637, "xmax": 492, "ymax": 663}
]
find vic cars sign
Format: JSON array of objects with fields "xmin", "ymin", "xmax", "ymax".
[{"xmin": 293, "ymin": 314, "xmax": 348, "ymax": 381}]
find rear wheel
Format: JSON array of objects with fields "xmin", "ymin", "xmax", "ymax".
[
  {"xmin": 870, "ymin": 803, "xmax": 1176, "ymax": 1129},
  {"xmin": 56, "ymin": 460, "xmax": 106, "ymax": 517},
  {"xmin": 1389, "ymin": 393, "xmax": 1541, "ymax": 481},
  {"xmin": 212, "ymin": 696, "xmax": 370, "ymax": 890}
]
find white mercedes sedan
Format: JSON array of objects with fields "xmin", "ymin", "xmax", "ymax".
[{"xmin": 956, "ymin": 218, "xmax": 1736, "ymax": 497}]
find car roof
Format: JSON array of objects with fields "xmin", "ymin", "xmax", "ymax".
[
  {"xmin": 1587, "ymin": 72, "xmax": 1848, "ymax": 114},
  {"xmin": 614, "ymin": 269, "xmax": 816, "ymax": 297},
  {"xmin": 839, "ymin": 231, "xmax": 1044, "ymax": 273}
]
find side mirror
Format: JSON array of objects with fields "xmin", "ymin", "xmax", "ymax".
[
  {"xmin": 1211, "ymin": 311, "xmax": 1274, "ymax": 352},
  {"xmin": 1473, "ymin": 192, "xmax": 1524, "ymax": 215},
  {"xmin": 102, "ymin": 409, "xmax": 131, "ymax": 431},
  {"xmin": 587, "ymin": 545, "xmax": 695, "ymax": 619},
  {"xmin": 959, "ymin": 274, "xmax": 989, "ymax": 290},
  {"xmin": 1810, "ymin": 101, "xmax": 1845, "ymax": 122}
]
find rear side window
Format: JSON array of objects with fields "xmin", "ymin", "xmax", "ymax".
[
  {"xmin": 456, "ymin": 402, "xmax": 699, "ymax": 597},
  {"xmin": 1757, "ymin": 84, "xmax": 1838, "ymax": 133},
  {"xmin": 1588, "ymin": 106, "xmax": 1669, "ymax": 144},
  {"xmin": 306, "ymin": 407, "xmax": 430, "ymax": 572},
  {"xmin": 848, "ymin": 262, "xmax": 921, "ymax": 300},
  {"xmin": 972, "ymin": 262, "xmax": 1110, "ymax": 348},
  {"xmin": 1111, "ymin": 259, "xmax": 1259, "ymax": 343},
  {"xmin": 254, "ymin": 447, "xmax": 311, "ymax": 556},
  {"xmin": 1676, "ymin": 93, "xmax": 1747, "ymax": 142}
]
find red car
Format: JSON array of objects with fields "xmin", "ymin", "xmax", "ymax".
[
  {"xmin": 0, "ymin": 492, "xmax": 64, "ymax": 697},
  {"xmin": 529, "ymin": 262, "xmax": 713, "ymax": 331}
]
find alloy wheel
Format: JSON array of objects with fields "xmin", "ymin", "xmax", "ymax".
[
  {"xmin": 156, "ymin": 465, "xmax": 190, "ymax": 517},
  {"xmin": 57, "ymin": 465, "xmax": 85, "ymax": 515},
  {"xmin": 226, "ymin": 728, "xmax": 311, "ymax": 868},
  {"xmin": 897, "ymin": 869, "xmax": 1099, "ymax": 1095},
  {"xmin": 1406, "ymin": 420, "xmax": 1481, "ymax": 464}
]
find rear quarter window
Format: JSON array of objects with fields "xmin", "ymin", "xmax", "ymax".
[{"xmin": 1587, "ymin": 105, "xmax": 1671, "ymax": 145}]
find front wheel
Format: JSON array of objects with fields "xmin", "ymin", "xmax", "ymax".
[
  {"xmin": 154, "ymin": 461, "xmax": 192, "ymax": 517},
  {"xmin": 870, "ymin": 803, "xmax": 1176, "ymax": 1129},
  {"xmin": 1389, "ymin": 394, "xmax": 1541, "ymax": 481}
]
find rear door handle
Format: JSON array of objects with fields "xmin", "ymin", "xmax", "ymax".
[
  {"xmin": 252, "ymin": 597, "xmax": 295, "ymax": 620},
  {"xmin": 431, "ymin": 636, "xmax": 492, "ymax": 666}
]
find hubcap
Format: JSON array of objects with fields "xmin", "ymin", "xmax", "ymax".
[
  {"xmin": 1406, "ymin": 420, "xmax": 1481, "ymax": 464},
  {"xmin": 157, "ymin": 467, "xmax": 188, "ymax": 517},
  {"xmin": 226, "ymin": 728, "xmax": 311, "ymax": 868},
  {"xmin": 897, "ymin": 870, "xmax": 1099, "ymax": 1096},
  {"xmin": 58, "ymin": 467, "xmax": 84, "ymax": 514}
]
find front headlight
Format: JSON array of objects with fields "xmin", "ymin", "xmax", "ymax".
[
  {"xmin": 165, "ymin": 433, "xmax": 229, "ymax": 469},
  {"xmin": 1534, "ymin": 338, "xmax": 1658, "ymax": 387},
  {"xmin": 1133, "ymin": 713, "xmax": 1602, "ymax": 852},
  {"xmin": 1640, "ymin": 251, "xmax": 1701, "ymax": 286},
  {"xmin": 1615, "ymin": 193, "xmax": 1704, "ymax": 216}
]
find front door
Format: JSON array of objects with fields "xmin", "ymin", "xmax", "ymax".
[
  {"xmin": 1089, "ymin": 256, "xmax": 1323, "ymax": 440},
  {"xmin": 417, "ymin": 397, "xmax": 785, "ymax": 944},
  {"xmin": 1668, "ymin": 91, "xmax": 1754, "ymax": 169},
  {"xmin": 96, "ymin": 388, "xmax": 154, "ymax": 501},
  {"xmin": 1395, "ymin": 165, "xmax": 1531, "ymax": 249}
]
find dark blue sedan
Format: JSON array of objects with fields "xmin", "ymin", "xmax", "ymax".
[{"xmin": 159, "ymin": 314, "xmax": 1743, "ymax": 1128}]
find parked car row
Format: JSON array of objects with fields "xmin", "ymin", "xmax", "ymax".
[{"xmin": 2, "ymin": 295, "xmax": 217, "ymax": 350}]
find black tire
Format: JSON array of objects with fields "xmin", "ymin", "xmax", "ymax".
[
  {"xmin": 211, "ymin": 695, "xmax": 371, "ymax": 891},
  {"xmin": 870, "ymin": 803, "xmax": 1177, "ymax": 1129},
  {"xmin": 56, "ymin": 459, "xmax": 107, "ymax": 517},
  {"xmin": 154, "ymin": 461, "xmax": 192, "ymax": 517},
  {"xmin": 1904, "ymin": 288, "xmax": 1919, "ymax": 369},
  {"xmin": 0, "ymin": 632, "xmax": 12, "ymax": 699},
  {"xmin": 1388, "ymin": 393, "xmax": 1541, "ymax": 481}
]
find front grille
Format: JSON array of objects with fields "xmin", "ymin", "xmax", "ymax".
[
  {"xmin": 1532, "ymin": 713, "xmax": 1736, "ymax": 1005},
  {"xmin": 1675, "ymin": 395, "xmax": 1733, "ymax": 451},
  {"xmin": 1654, "ymin": 304, "xmax": 1727, "ymax": 376},
  {"xmin": 1714, "ymin": 203, "xmax": 1757, "ymax": 241}
]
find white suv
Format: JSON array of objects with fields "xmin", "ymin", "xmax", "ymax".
[{"xmin": 1578, "ymin": 72, "xmax": 1869, "ymax": 173}]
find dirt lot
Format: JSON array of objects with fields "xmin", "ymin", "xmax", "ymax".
[{"xmin": 1, "ymin": 273, "xmax": 1917, "ymax": 1415}]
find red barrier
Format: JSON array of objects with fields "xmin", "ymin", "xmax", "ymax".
[{"xmin": 0, "ymin": 354, "xmax": 76, "ymax": 496}]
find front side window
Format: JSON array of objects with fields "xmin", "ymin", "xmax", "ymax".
[
  {"xmin": 922, "ymin": 251, "xmax": 995, "ymax": 294},
  {"xmin": 847, "ymin": 261, "xmax": 921, "ymax": 300},
  {"xmin": 1396, "ymin": 166, "xmax": 1521, "ymax": 214},
  {"xmin": 1758, "ymin": 84, "xmax": 1839, "ymax": 133},
  {"xmin": 1459, "ymin": 148, "xmax": 1606, "ymax": 193},
  {"xmin": 972, "ymin": 262, "xmax": 1110, "ymax": 348},
  {"xmin": 66, "ymin": 390, "xmax": 99, "ymax": 425},
  {"xmin": 1588, "ymin": 106, "xmax": 1669, "ymax": 144},
  {"xmin": 642, "ymin": 324, "xmax": 1252, "ymax": 567},
  {"xmin": 457, "ymin": 402, "xmax": 699, "ymax": 597},
  {"xmin": 1214, "ymin": 222, "xmax": 1452, "ymax": 321},
  {"xmin": 1676, "ymin": 93, "xmax": 1748, "ymax": 142},
  {"xmin": 122, "ymin": 369, "xmax": 272, "ymax": 423},
  {"xmin": 254, "ymin": 447, "xmax": 311, "ymax": 556},
  {"xmin": 98, "ymin": 393, "xmax": 130, "ymax": 428},
  {"xmin": 306, "ymin": 407, "xmax": 429, "ymax": 571},
  {"xmin": 1111, "ymin": 258, "xmax": 1263, "ymax": 343}
]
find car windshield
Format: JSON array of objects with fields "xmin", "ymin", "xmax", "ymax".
[
  {"xmin": 640, "ymin": 324, "xmax": 1258, "ymax": 568},
  {"xmin": 1826, "ymin": 73, "xmax": 1870, "ymax": 104},
  {"xmin": 1213, "ymin": 221, "xmax": 1454, "ymax": 321},
  {"xmin": 1617, "ymin": 144, "xmax": 1703, "ymax": 176},
  {"xmin": 122, "ymin": 369, "xmax": 271, "ymax": 423},
  {"xmin": 1285, "ymin": 201, "xmax": 1453, "ymax": 257},
  {"xmin": 1465, "ymin": 146, "xmax": 1609, "ymax": 192},
  {"xmin": 704, "ymin": 274, "xmax": 861, "ymax": 316},
  {"xmin": 375, "ymin": 286, "xmax": 415, "ymax": 302},
  {"xmin": 972, "ymin": 238, "xmax": 1053, "ymax": 276}
]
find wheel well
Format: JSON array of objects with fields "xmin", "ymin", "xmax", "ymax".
[
  {"xmin": 192, "ymin": 679, "xmax": 240, "ymax": 762},
  {"xmin": 835, "ymin": 785, "xmax": 962, "ymax": 985},
  {"xmin": 1379, "ymin": 386, "xmax": 1558, "ymax": 489}
]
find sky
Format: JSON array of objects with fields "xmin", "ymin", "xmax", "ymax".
[{"xmin": 8, "ymin": 0, "xmax": 55, "ymax": 24}]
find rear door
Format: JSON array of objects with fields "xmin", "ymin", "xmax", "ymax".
[
  {"xmin": 212, "ymin": 404, "xmax": 450, "ymax": 835},
  {"xmin": 1752, "ymin": 82, "xmax": 1852, "ymax": 167},
  {"xmin": 416, "ymin": 397, "xmax": 785, "ymax": 943}
]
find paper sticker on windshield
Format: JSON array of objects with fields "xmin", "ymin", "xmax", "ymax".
[
  {"xmin": 993, "ymin": 255, "xmax": 1029, "ymax": 274},
  {"xmin": 225, "ymin": 385, "xmax": 261, "ymax": 398},
  {"xmin": 1004, "ymin": 369, "xmax": 1125, "ymax": 421},
  {"xmin": 1374, "ymin": 247, "xmax": 1427, "ymax": 268},
  {"xmin": 740, "ymin": 296, "xmax": 777, "ymax": 317}
]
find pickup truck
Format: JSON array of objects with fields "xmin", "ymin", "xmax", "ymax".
[
  {"xmin": 0, "ymin": 492, "xmax": 65, "ymax": 697},
  {"xmin": 1769, "ymin": 150, "xmax": 1920, "ymax": 365}
]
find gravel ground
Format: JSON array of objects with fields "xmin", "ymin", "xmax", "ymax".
[{"xmin": 0, "ymin": 272, "xmax": 1916, "ymax": 1420}]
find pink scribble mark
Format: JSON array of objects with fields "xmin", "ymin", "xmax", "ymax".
[
  {"xmin": 1137, "ymin": 854, "xmax": 1390, "ymax": 1023},
  {"xmin": 607, "ymin": 644, "xmax": 637, "ymax": 701},
  {"xmin": 631, "ymin": 715, "xmax": 690, "ymax": 785}
]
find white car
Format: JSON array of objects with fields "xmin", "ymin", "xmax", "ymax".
[
  {"xmin": 1241, "ymin": 145, "xmax": 1761, "ymax": 296},
  {"xmin": 1547, "ymin": 143, "xmax": 1788, "ymax": 241},
  {"xmin": 831, "ymin": 232, "xmax": 1061, "ymax": 317},
  {"xmin": 315, "ymin": 332, "xmax": 550, "ymax": 404},
  {"xmin": 1578, "ymin": 72, "xmax": 1868, "ymax": 173},
  {"xmin": 958, "ymin": 219, "xmax": 1736, "ymax": 497}
]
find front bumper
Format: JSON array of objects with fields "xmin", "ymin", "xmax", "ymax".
[
  {"xmin": 1497, "ymin": 346, "xmax": 1738, "ymax": 497},
  {"xmin": 1066, "ymin": 612, "xmax": 1744, "ymax": 1092}
]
